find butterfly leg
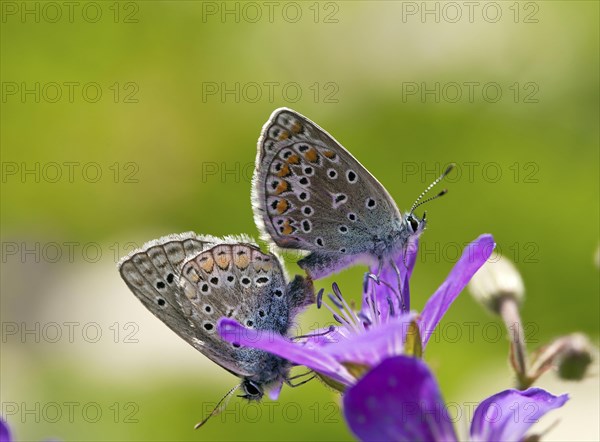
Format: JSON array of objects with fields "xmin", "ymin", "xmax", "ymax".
[
  {"xmin": 390, "ymin": 259, "xmax": 407, "ymax": 312},
  {"xmin": 363, "ymin": 258, "xmax": 384, "ymax": 287},
  {"xmin": 286, "ymin": 370, "xmax": 314, "ymax": 381},
  {"xmin": 285, "ymin": 374, "xmax": 316, "ymax": 388},
  {"xmin": 366, "ymin": 258, "xmax": 407, "ymax": 313}
]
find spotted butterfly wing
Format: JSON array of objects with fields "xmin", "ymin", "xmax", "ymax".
[
  {"xmin": 253, "ymin": 108, "xmax": 404, "ymax": 278},
  {"xmin": 118, "ymin": 232, "xmax": 249, "ymax": 376},
  {"xmin": 118, "ymin": 232, "xmax": 314, "ymax": 388}
]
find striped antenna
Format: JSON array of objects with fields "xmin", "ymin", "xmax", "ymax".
[
  {"xmin": 194, "ymin": 384, "xmax": 240, "ymax": 429},
  {"xmin": 409, "ymin": 163, "xmax": 455, "ymax": 216}
]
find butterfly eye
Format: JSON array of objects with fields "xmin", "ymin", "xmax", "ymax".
[
  {"xmin": 243, "ymin": 380, "xmax": 262, "ymax": 399},
  {"xmin": 408, "ymin": 216, "xmax": 419, "ymax": 232}
]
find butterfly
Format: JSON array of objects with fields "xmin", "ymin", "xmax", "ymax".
[
  {"xmin": 117, "ymin": 232, "xmax": 314, "ymax": 427},
  {"xmin": 252, "ymin": 108, "xmax": 452, "ymax": 292}
]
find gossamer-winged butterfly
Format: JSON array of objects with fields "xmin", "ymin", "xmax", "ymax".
[
  {"xmin": 118, "ymin": 232, "xmax": 314, "ymax": 428},
  {"xmin": 252, "ymin": 108, "xmax": 453, "ymax": 293}
]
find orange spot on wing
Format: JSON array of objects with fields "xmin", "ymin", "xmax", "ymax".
[
  {"xmin": 197, "ymin": 255, "xmax": 214, "ymax": 273},
  {"xmin": 233, "ymin": 246, "xmax": 251, "ymax": 270},
  {"xmin": 286, "ymin": 154, "xmax": 301, "ymax": 165},
  {"xmin": 278, "ymin": 131, "xmax": 289, "ymax": 140},
  {"xmin": 277, "ymin": 164, "xmax": 291, "ymax": 177},
  {"xmin": 291, "ymin": 121, "xmax": 302, "ymax": 133},
  {"xmin": 275, "ymin": 180, "xmax": 290, "ymax": 195},
  {"xmin": 213, "ymin": 247, "xmax": 231, "ymax": 270},
  {"xmin": 323, "ymin": 150, "xmax": 336, "ymax": 159},
  {"xmin": 182, "ymin": 263, "xmax": 200, "ymax": 283},
  {"xmin": 281, "ymin": 220, "xmax": 295, "ymax": 235},
  {"xmin": 276, "ymin": 199, "xmax": 289, "ymax": 214},
  {"xmin": 304, "ymin": 148, "xmax": 319, "ymax": 163}
]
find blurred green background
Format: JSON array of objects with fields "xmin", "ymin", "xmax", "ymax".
[{"xmin": 1, "ymin": 1, "xmax": 598, "ymax": 441}]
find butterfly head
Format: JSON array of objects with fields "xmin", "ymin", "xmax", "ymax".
[
  {"xmin": 240, "ymin": 379, "xmax": 264, "ymax": 401},
  {"xmin": 405, "ymin": 211, "xmax": 427, "ymax": 236},
  {"xmin": 195, "ymin": 374, "xmax": 282, "ymax": 428},
  {"xmin": 239, "ymin": 355, "xmax": 292, "ymax": 401},
  {"xmin": 405, "ymin": 164, "xmax": 455, "ymax": 237}
]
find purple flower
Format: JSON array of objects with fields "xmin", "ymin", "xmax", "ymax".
[
  {"xmin": 0, "ymin": 417, "xmax": 60, "ymax": 442},
  {"xmin": 0, "ymin": 418, "xmax": 11, "ymax": 442},
  {"xmin": 218, "ymin": 234, "xmax": 495, "ymax": 388},
  {"xmin": 343, "ymin": 355, "xmax": 568, "ymax": 442}
]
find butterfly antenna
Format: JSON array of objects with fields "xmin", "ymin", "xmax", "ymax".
[
  {"xmin": 194, "ymin": 384, "xmax": 240, "ymax": 429},
  {"xmin": 409, "ymin": 163, "xmax": 455, "ymax": 216},
  {"xmin": 411, "ymin": 189, "xmax": 448, "ymax": 213}
]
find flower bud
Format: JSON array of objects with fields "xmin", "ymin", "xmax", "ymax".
[
  {"xmin": 468, "ymin": 255, "xmax": 525, "ymax": 315},
  {"xmin": 556, "ymin": 333, "xmax": 593, "ymax": 381}
]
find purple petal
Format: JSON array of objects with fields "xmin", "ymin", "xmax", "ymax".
[
  {"xmin": 343, "ymin": 355, "xmax": 457, "ymax": 442},
  {"xmin": 301, "ymin": 326, "xmax": 348, "ymax": 347},
  {"xmin": 321, "ymin": 314, "xmax": 415, "ymax": 366},
  {"xmin": 420, "ymin": 234, "xmax": 495, "ymax": 347},
  {"xmin": 470, "ymin": 388, "xmax": 569, "ymax": 442},
  {"xmin": 403, "ymin": 237, "xmax": 419, "ymax": 280},
  {"xmin": 0, "ymin": 418, "xmax": 11, "ymax": 442},
  {"xmin": 217, "ymin": 318, "xmax": 355, "ymax": 386},
  {"xmin": 268, "ymin": 379, "xmax": 284, "ymax": 400},
  {"xmin": 364, "ymin": 239, "xmax": 419, "ymax": 318}
]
